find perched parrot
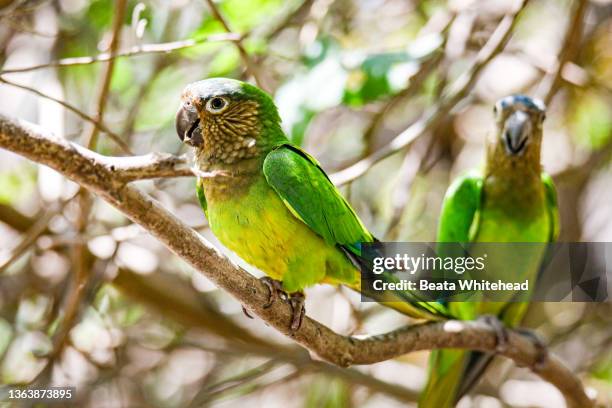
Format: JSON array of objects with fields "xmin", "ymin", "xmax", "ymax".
[
  {"xmin": 419, "ymin": 95, "xmax": 559, "ymax": 407},
  {"xmin": 175, "ymin": 78, "xmax": 447, "ymax": 330}
]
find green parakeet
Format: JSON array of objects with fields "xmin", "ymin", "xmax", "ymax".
[
  {"xmin": 419, "ymin": 95, "xmax": 560, "ymax": 407},
  {"xmin": 175, "ymin": 78, "xmax": 446, "ymax": 330}
]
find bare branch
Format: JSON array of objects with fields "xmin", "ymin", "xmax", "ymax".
[
  {"xmin": 0, "ymin": 113, "xmax": 594, "ymax": 408},
  {"xmin": 83, "ymin": 0, "xmax": 128, "ymax": 149},
  {"xmin": 108, "ymin": 153, "xmax": 194, "ymax": 182},
  {"xmin": 0, "ymin": 33, "xmax": 241, "ymax": 75},
  {"xmin": 0, "ymin": 202, "xmax": 35, "ymax": 231},
  {"xmin": 330, "ymin": 0, "xmax": 531, "ymax": 186}
]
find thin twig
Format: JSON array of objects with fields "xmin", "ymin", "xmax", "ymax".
[
  {"xmin": 0, "ymin": 202, "xmax": 35, "ymax": 231},
  {"xmin": 0, "ymin": 209, "xmax": 56, "ymax": 273},
  {"xmin": 0, "ymin": 76, "xmax": 132, "ymax": 154},
  {"xmin": 52, "ymin": 0, "xmax": 129, "ymax": 360},
  {"xmin": 537, "ymin": 0, "xmax": 589, "ymax": 105},
  {"xmin": 0, "ymin": 33, "xmax": 241, "ymax": 74},
  {"xmin": 107, "ymin": 153, "xmax": 194, "ymax": 182},
  {"xmin": 198, "ymin": 360, "xmax": 280, "ymax": 398},
  {"xmin": 0, "ymin": 113, "xmax": 594, "ymax": 408},
  {"xmin": 83, "ymin": 0, "xmax": 128, "ymax": 149},
  {"xmin": 330, "ymin": 0, "xmax": 531, "ymax": 186}
]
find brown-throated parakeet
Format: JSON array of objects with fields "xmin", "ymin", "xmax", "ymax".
[
  {"xmin": 175, "ymin": 78, "xmax": 447, "ymax": 330},
  {"xmin": 419, "ymin": 95, "xmax": 559, "ymax": 407}
]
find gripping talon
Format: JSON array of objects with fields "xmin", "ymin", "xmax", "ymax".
[
  {"xmin": 260, "ymin": 277, "xmax": 285, "ymax": 309},
  {"xmin": 516, "ymin": 328, "xmax": 548, "ymax": 370},
  {"xmin": 242, "ymin": 306, "xmax": 254, "ymax": 319},
  {"xmin": 289, "ymin": 292, "xmax": 305, "ymax": 332},
  {"xmin": 258, "ymin": 277, "xmax": 305, "ymax": 331},
  {"xmin": 479, "ymin": 315, "xmax": 509, "ymax": 353}
]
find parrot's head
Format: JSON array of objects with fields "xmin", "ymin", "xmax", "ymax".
[
  {"xmin": 492, "ymin": 94, "xmax": 546, "ymax": 157},
  {"xmin": 175, "ymin": 78, "xmax": 282, "ymax": 164}
]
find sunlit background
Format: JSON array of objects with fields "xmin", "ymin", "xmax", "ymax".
[{"xmin": 0, "ymin": 0, "xmax": 611, "ymax": 406}]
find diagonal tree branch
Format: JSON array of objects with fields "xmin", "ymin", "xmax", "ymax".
[
  {"xmin": 0, "ymin": 113, "xmax": 594, "ymax": 407},
  {"xmin": 537, "ymin": 0, "xmax": 589, "ymax": 105}
]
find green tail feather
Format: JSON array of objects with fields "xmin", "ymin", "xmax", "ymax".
[{"xmin": 419, "ymin": 349, "xmax": 468, "ymax": 408}]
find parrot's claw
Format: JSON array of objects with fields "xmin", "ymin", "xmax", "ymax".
[
  {"xmin": 479, "ymin": 315, "xmax": 508, "ymax": 353},
  {"xmin": 289, "ymin": 292, "xmax": 306, "ymax": 332},
  {"xmin": 260, "ymin": 277, "xmax": 286, "ymax": 309},
  {"xmin": 242, "ymin": 306, "xmax": 254, "ymax": 319},
  {"xmin": 259, "ymin": 277, "xmax": 305, "ymax": 331},
  {"xmin": 516, "ymin": 328, "xmax": 548, "ymax": 371}
]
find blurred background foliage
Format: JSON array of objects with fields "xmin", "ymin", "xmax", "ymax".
[{"xmin": 0, "ymin": 0, "xmax": 611, "ymax": 406}]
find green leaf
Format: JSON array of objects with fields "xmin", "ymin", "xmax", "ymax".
[
  {"xmin": 134, "ymin": 66, "xmax": 186, "ymax": 132},
  {"xmin": 110, "ymin": 58, "xmax": 134, "ymax": 92},
  {"xmin": 86, "ymin": 0, "xmax": 113, "ymax": 30},
  {"xmin": 208, "ymin": 47, "xmax": 240, "ymax": 77},
  {"xmin": 304, "ymin": 377, "xmax": 350, "ymax": 408},
  {"xmin": 220, "ymin": 0, "xmax": 285, "ymax": 32},
  {"xmin": 591, "ymin": 353, "xmax": 612, "ymax": 382},
  {"xmin": 343, "ymin": 34, "xmax": 442, "ymax": 106},
  {"xmin": 289, "ymin": 108, "xmax": 316, "ymax": 146},
  {"xmin": 0, "ymin": 166, "xmax": 36, "ymax": 205},
  {"xmin": 570, "ymin": 91, "xmax": 612, "ymax": 150}
]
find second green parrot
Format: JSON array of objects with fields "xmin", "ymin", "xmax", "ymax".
[{"xmin": 419, "ymin": 95, "xmax": 559, "ymax": 407}]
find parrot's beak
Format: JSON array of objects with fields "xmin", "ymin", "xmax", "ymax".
[
  {"xmin": 503, "ymin": 110, "xmax": 531, "ymax": 155},
  {"xmin": 176, "ymin": 104, "xmax": 203, "ymax": 147}
]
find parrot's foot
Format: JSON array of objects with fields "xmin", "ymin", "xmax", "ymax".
[
  {"xmin": 260, "ymin": 277, "xmax": 287, "ymax": 308},
  {"xmin": 478, "ymin": 315, "xmax": 508, "ymax": 353},
  {"xmin": 516, "ymin": 328, "xmax": 548, "ymax": 371},
  {"xmin": 258, "ymin": 277, "xmax": 305, "ymax": 331},
  {"xmin": 289, "ymin": 292, "xmax": 305, "ymax": 332}
]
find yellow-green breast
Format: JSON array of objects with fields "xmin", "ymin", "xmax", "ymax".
[{"xmin": 202, "ymin": 172, "xmax": 359, "ymax": 293}]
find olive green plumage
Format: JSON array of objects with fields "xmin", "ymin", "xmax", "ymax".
[
  {"xmin": 176, "ymin": 78, "xmax": 444, "ymax": 321},
  {"xmin": 419, "ymin": 95, "xmax": 559, "ymax": 407}
]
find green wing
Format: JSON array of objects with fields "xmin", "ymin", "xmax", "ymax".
[
  {"xmin": 196, "ymin": 178, "xmax": 208, "ymax": 218},
  {"xmin": 542, "ymin": 172, "xmax": 559, "ymax": 242},
  {"xmin": 263, "ymin": 144, "xmax": 373, "ymax": 255},
  {"xmin": 437, "ymin": 170, "xmax": 482, "ymax": 243},
  {"xmin": 263, "ymin": 144, "xmax": 447, "ymax": 319}
]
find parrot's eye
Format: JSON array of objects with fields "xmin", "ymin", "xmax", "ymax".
[{"xmin": 206, "ymin": 97, "xmax": 229, "ymax": 114}]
